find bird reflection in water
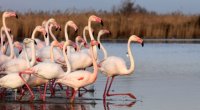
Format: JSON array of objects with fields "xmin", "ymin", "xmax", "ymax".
[{"xmin": 103, "ymin": 99, "xmax": 136, "ymax": 110}]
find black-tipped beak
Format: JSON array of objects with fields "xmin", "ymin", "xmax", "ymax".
[
  {"xmin": 34, "ymin": 40, "xmax": 37, "ymax": 45},
  {"xmin": 16, "ymin": 15, "xmax": 18, "ymax": 19},
  {"xmin": 9, "ymin": 31, "xmax": 12, "ymax": 34},
  {"xmin": 74, "ymin": 47, "xmax": 77, "ymax": 51},
  {"xmin": 45, "ymin": 33, "xmax": 47, "ymax": 38},
  {"xmin": 19, "ymin": 50, "xmax": 22, "ymax": 54},
  {"xmin": 59, "ymin": 28, "xmax": 61, "ymax": 31},
  {"xmin": 98, "ymin": 43, "xmax": 101, "ymax": 49},
  {"xmin": 141, "ymin": 41, "xmax": 144, "ymax": 47},
  {"xmin": 55, "ymin": 28, "xmax": 58, "ymax": 31},
  {"xmin": 75, "ymin": 29, "xmax": 78, "ymax": 34},
  {"xmin": 101, "ymin": 20, "xmax": 104, "ymax": 26},
  {"xmin": 3, "ymin": 41, "xmax": 6, "ymax": 45}
]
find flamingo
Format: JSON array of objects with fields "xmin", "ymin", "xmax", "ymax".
[
  {"xmin": 0, "ymin": 26, "xmax": 12, "ymax": 54},
  {"xmin": 20, "ymin": 40, "xmax": 75, "ymax": 101},
  {"xmin": 19, "ymin": 40, "xmax": 69, "ymax": 101},
  {"xmin": 0, "ymin": 38, "xmax": 37, "ymax": 101},
  {"xmin": 0, "ymin": 11, "xmax": 18, "ymax": 66},
  {"xmin": 0, "ymin": 26, "xmax": 45, "ymax": 74},
  {"xmin": 37, "ymin": 19, "xmax": 63, "ymax": 64},
  {"xmin": 97, "ymin": 29, "xmax": 111, "ymax": 60},
  {"xmin": 68, "ymin": 15, "xmax": 103, "ymax": 71},
  {"xmin": 98, "ymin": 35, "xmax": 144, "ymax": 100},
  {"xmin": 74, "ymin": 36, "xmax": 88, "ymax": 51},
  {"xmin": 55, "ymin": 40, "xmax": 99, "ymax": 103}
]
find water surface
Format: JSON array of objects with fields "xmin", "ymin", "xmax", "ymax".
[{"xmin": 1, "ymin": 43, "xmax": 200, "ymax": 110}]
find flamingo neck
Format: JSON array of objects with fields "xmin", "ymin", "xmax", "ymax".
[
  {"xmin": 45, "ymin": 21, "xmax": 50, "ymax": 46},
  {"xmin": 3, "ymin": 16, "xmax": 14, "ymax": 59},
  {"xmin": 83, "ymin": 27, "xmax": 88, "ymax": 44},
  {"xmin": 50, "ymin": 44, "xmax": 55, "ymax": 62},
  {"xmin": 124, "ymin": 39, "xmax": 135, "ymax": 75},
  {"xmin": 30, "ymin": 41, "xmax": 36, "ymax": 66},
  {"xmin": 64, "ymin": 23, "xmax": 69, "ymax": 41},
  {"xmin": 97, "ymin": 33, "xmax": 107, "ymax": 60},
  {"xmin": 23, "ymin": 45, "xmax": 31, "ymax": 68},
  {"xmin": 89, "ymin": 46, "xmax": 98, "ymax": 83},
  {"xmin": 88, "ymin": 20, "xmax": 98, "ymax": 59},
  {"xmin": 0, "ymin": 28, "xmax": 4, "ymax": 53},
  {"xmin": 49, "ymin": 25, "xmax": 57, "ymax": 41},
  {"xmin": 64, "ymin": 46, "xmax": 71, "ymax": 75}
]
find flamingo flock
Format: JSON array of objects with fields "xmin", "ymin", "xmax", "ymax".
[{"xmin": 0, "ymin": 11, "xmax": 144, "ymax": 103}]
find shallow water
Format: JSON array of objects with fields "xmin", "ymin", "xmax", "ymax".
[{"xmin": 1, "ymin": 43, "xmax": 200, "ymax": 110}]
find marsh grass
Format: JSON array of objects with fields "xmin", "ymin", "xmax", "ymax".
[{"xmin": 0, "ymin": 11, "xmax": 199, "ymax": 41}]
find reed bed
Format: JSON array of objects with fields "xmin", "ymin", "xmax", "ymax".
[{"xmin": 0, "ymin": 11, "xmax": 199, "ymax": 41}]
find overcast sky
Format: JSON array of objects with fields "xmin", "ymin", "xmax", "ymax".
[{"xmin": 0, "ymin": 0, "xmax": 199, "ymax": 14}]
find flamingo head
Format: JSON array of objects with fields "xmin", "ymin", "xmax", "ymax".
[
  {"xmin": 42, "ymin": 20, "xmax": 47, "ymax": 28},
  {"xmin": 67, "ymin": 20, "xmax": 78, "ymax": 33},
  {"xmin": 48, "ymin": 18, "xmax": 61, "ymax": 31},
  {"xmin": 76, "ymin": 36, "xmax": 89, "ymax": 49},
  {"xmin": 90, "ymin": 40, "xmax": 100, "ymax": 47},
  {"xmin": 23, "ymin": 38, "xmax": 37, "ymax": 48},
  {"xmin": 3, "ymin": 11, "xmax": 18, "ymax": 19},
  {"xmin": 130, "ymin": 35, "xmax": 144, "ymax": 47},
  {"xmin": 63, "ymin": 40, "xmax": 77, "ymax": 51},
  {"xmin": 89, "ymin": 15, "xmax": 103, "ymax": 26},
  {"xmin": 98, "ymin": 29, "xmax": 111, "ymax": 37},
  {"xmin": 14, "ymin": 41, "xmax": 23, "ymax": 54},
  {"xmin": 51, "ymin": 40, "xmax": 63, "ymax": 49},
  {"xmin": 36, "ymin": 26, "xmax": 47, "ymax": 38}
]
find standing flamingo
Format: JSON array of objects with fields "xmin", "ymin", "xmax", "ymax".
[
  {"xmin": 97, "ymin": 29, "xmax": 111, "ymax": 60},
  {"xmin": 0, "ymin": 38, "xmax": 37, "ymax": 101},
  {"xmin": 98, "ymin": 35, "xmax": 144, "ymax": 100},
  {"xmin": 68, "ymin": 15, "xmax": 103, "ymax": 71},
  {"xmin": 0, "ymin": 26, "xmax": 45, "ymax": 74},
  {"xmin": 55, "ymin": 40, "xmax": 99, "ymax": 103},
  {"xmin": 0, "ymin": 11, "xmax": 18, "ymax": 66},
  {"xmin": 20, "ymin": 40, "xmax": 75, "ymax": 101}
]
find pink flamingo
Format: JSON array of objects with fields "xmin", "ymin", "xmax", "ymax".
[
  {"xmin": 0, "ymin": 26, "xmax": 46, "ymax": 74},
  {"xmin": 19, "ymin": 40, "xmax": 67, "ymax": 101},
  {"xmin": 68, "ymin": 15, "xmax": 103, "ymax": 71},
  {"xmin": 0, "ymin": 38, "xmax": 37, "ymax": 101},
  {"xmin": 55, "ymin": 40, "xmax": 99, "ymax": 103},
  {"xmin": 98, "ymin": 35, "xmax": 144, "ymax": 100},
  {"xmin": 97, "ymin": 29, "xmax": 111, "ymax": 60},
  {"xmin": 0, "ymin": 11, "xmax": 18, "ymax": 66},
  {"xmin": 19, "ymin": 40, "xmax": 76, "ymax": 101}
]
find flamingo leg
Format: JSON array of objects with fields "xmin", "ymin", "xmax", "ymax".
[
  {"xmin": 38, "ymin": 86, "xmax": 43, "ymax": 100},
  {"xmin": 65, "ymin": 86, "xmax": 71, "ymax": 98},
  {"xmin": 19, "ymin": 71, "xmax": 35, "ymax": 101},
  {"xmin": 70, "ymin": 89, "xmax": 77, "ymax": 103},
  {"xmin": 103, "ymin": 77, "xmax": 110, "ymax": 100},
  {"xmin": 42, "ymin": 82, "xmax": 48, "ymax": 101},
  {"xmin": 17, "ymin": 87, "xmax": 26, "ymax": 101},
  {"xmin": 0, "ymin": 88, "xmax": 7, "ymax": 99},
  {"xmin": 106, "ymin": 76, "xmax": 136, "ymax": 99},
  {"xmin": 49, "ymin": 82, "xmax": 55, "ymax": 97}
]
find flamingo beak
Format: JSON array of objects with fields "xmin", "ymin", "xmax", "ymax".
[
  {"xmin": 98, "ymin": 43, "xmax": 101, "ymax": 49},
  {"xmin": 75, "ymin": 28, "xmax": 78, "ymax": 34},
  {"xmin": 34, "ymin": 40, "xmax": 37, "ymax": 45},
  {"xmin": 101, "ymin": 20, "xmax": 104, "ymax": 26},
  {"xmin": 16, "ymin": 14, "xmax": 18, "ymax": 19},
  {"xmin": 19, "ymin": 50, "xmax": 22, "ymax": 54},
  {"xmin": 141, "ymin": 41, "xmax": 144, "ymax": 47},
  {"xmin": 3, "ymin": 41, "xmax": 6, "ymax": 45}
]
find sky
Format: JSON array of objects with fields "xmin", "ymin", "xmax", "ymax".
[{"xmin": 0, "ymin": 0, "xmax": 199, "ymax": 14}]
